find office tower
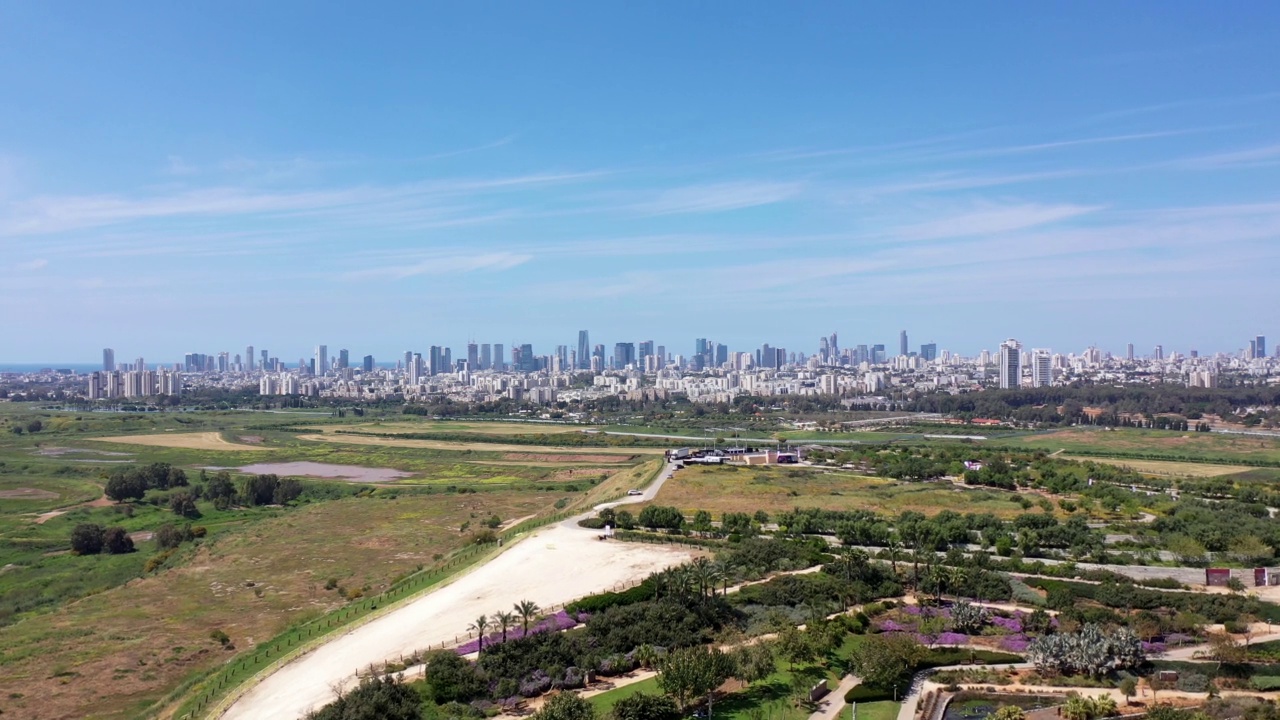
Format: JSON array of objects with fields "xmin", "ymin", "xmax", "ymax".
[
  {"xmin": 577, "ymin": 330, "xmax": 590, "ymax": 370},
  {"xmin": 480, "ymin": 343, "xmax": 491, "ymax": 370},
  {"xmin": 102, "ymin": 348, "xmax": 115, "ymax": 371},
  {"xmin": 1153, "ymin": 345, "xmax": 1164, "ymax": 361},
  {"xmin": 656, "ymin": 345, "xmax": 666, "ymax": 366},
  {"xmin": 261, "ymin": 349, "xmax": 268, "ymax": 369},
  {"xmin": 920, "ymin": 343, "xmax": 937, "ymax": 362},
  {"xmin": 245, "ymin": 346, "xmax": 254, "ymax": 372},
  {"xmin": 1258, "ymin": 335, "xmax": 1268, "ymax": 359},
  {"xmin": 591, "ymin": 344, "xmax": 604, "ymax": 368},
  {"xmin": 442, "ymin": 347, "xmax": 452, "ymax": 371},
  {"xmin": 614, "ymin": 342, "xmax": 635, "ymax": 369},
  {"xmin": 403, "ymin": 350, "xmax": 413, "ymax": 371},
  {"xmin": 518, "ymin": 343, "xmax": 534, "ymax": 371},
  {"xmin": 336, "ymin": 349, "xmax": 349, "ymax": 369},
  {"xmin": 1126, "ymin": 343, "xmax": 1134, "ymax": 361},
  {"xmin": 492, "ymin": 344, "xmax": 504, "ymax": 372},
  {"xmin": 695, "ymin": 338, "xmax": 708, "ymax": 359},
  {"xmin": 362, "ymin": 355, "xmax": 374, "ymax": 372},
  {"xmin": 715, "ymin": 343, "xmax": 728, "ymax": 366},
  {"xmin": 408, "ymin": 353, "xmax": 422, "ymax": 383},
  {"xmin": 315, "ymin": 345, "xmax": 328, "ymax": 376},
  {"xmin": 999, "ymin": 339, "xmax": 1021, "ymax": 389},
  {"xmin": 428, "ymin": 346, "xmax": 443, "ymax": 375},
  {"xmin": 1251, "ymin": 340, "xmax": 1259, "ymax": 359},
  {"xmin": 1190, "ymin": 349, "xmax": 1198, "ymax": 359},
  {"xmin": 638, "ymin": 340, "xmax": 654, "ymax": 360},
  {"xmin": 872, "ymin": 344, "xmax": 886, "ymax": 364},
  {"xmin": 467, "ymin": 343, "xmax": 479, "ymax": 371},
  {"xmin": 775, "ymin": 348, "xmax": 787, "ymax": 368},
  {"xmin": 899, "ymin": 331, "xmax": 908, "ymax": 357},
  {"xmin": 554, "ymin": 345, "xmax": 568, "ymax": 370},
  {"xmin": 217, "ymin": 352, "xmax": 229, "ymax": 373},
  {"xmin": 1031, "ymin": 349, "xmax": 1052, "ymax": 387}
]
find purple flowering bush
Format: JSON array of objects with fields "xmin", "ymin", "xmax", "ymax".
[
  {"xmin": 990, "ymin": 616, "xmax": 1023, "ymax": 633},
  {"xmin": 999, "ymin": 634, "xmax": 1030, "ymax": 652},
  {"xmin": 455, "ymin": 610, "xmax": 581, "ymax": 654}
]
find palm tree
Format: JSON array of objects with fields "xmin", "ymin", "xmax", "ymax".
[
  {"xmin": 468, "ymin": 614, "xmax": 491, "ymax": 654},
  {"xmin": 514, "ymin": 599, "xmax": 540, "ymax": 636},
  {"xmin": 495, "ymin": 610, "xmax": 516, "ymax": 644},
  {"xmin": 691, "ymin": 557, "xmax": 720, "ymax": 599}
]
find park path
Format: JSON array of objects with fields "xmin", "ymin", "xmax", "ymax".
[{"xmin": 809, "ymin": 675, "xmax": 860, "ymax": 720}]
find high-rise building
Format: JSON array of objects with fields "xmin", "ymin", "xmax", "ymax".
[
  {"xmin": 1126, "ymin": 343, "xmax": 1134, "ymax": 361},
  {"xmin": 638, "ymin": 340, "xmax": 654, "ymax": 360},
  {"xmin": 246, "ymin": 346, "xmax": 255, "ymax": 372},
  {"xmin": 518, "ymin": 343, "xmax": 535, "ymax": 372},
  {"xmin": 403, "ymin": 350, "xmax": 413, "ymax": 371},
  {"xmin": 362, "ymin": 355, "xmax": 375, "ymax": 372},
  {"xmin": 428, "ymin": 346, "xmax": 443, "ymax": 375},
  {"xmin": 829, "ymin": 333, "xmax": 839, "ymax": 363},
  {"xmin": 492, "ymin": 344, "xmax": 504, "ymax": 372},
  {"xmin": 613, "ymin": 342, "xmax": 635, "ymax": 369},
  {"xmin": 920, "ymin": 343, "xmax": 937, "ymax": 362},
  {"xmin": 577, "ymin": 330, "xmax": 591, "ymax": 370},
  {"xmin": 338, "ymin": 349, "xmax": 349, "ymax": 369},
  {"xmin": 1153, "ymin": 345, "xmax": 1164, "ymax": 361},
  {"xmin": 102, "ymin": 348, "xmax": 115, "ymax": 371},
  {"xmin": 480, "ymin": 343, "xmax": 491, "ymax": 370},
  {"xmin": 261, "ymin": 349, "xmax": 269, "ymax": 370},
  {"xmin": 467, "ymin": 343, "xmax": 479, "ymax": 371},
  {"xmin": 315, "ymin": 345, "xmax": 328, "ymax": 376},
  {"xmin": 872, "ymin": 344, "xmax": 886, "ymax": 364},
  {"xmin": 715, "ymin": 344, "xmax": 728, "ymax": 366},
  {"xmin": 999, "ymin": 339, "xmax": 1021, "ymax": 389},
  {"xmin": 1257, "ymin": 335, "xmax": 1268, "ymax": 359},
  {"xmin": 1031, "ymin": 349, "xmax": 1052, "ymax": 387},
  {"xmin": 899, "ymin": 330, "xmax": 909, "ymax": 357}
]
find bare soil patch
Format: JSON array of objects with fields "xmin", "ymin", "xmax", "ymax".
[
  {"xmin": 237, "ymin": 435, "xmax": 265, "ymax": 444},
  {"xmin": 222, "ymin": 461, "xmax": 413, "ymax": 483},
  {"xmin": 33, "ymin": 446, "xmax": 132, "ymax": 457},
  {"xmin": 0, "ymin": 487, "xmax": 60, "ymax": 500},
  {"xmin": 91, "ymin": 432, "xmax": 269, "ymax": 452},
  {"xmin": 33, "ymin": 494, "xmax": 112, "ymax": 524}
]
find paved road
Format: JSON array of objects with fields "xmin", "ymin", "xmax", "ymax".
[{"xmin": 809, "ymin": 675, "xmax": 861, "ymax": 720}]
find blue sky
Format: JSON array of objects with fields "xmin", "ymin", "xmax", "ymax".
[{"xmin": 1, "ymin": 2, "xmax": 1278, "ymax": 363}]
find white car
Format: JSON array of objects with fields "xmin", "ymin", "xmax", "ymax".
[{"xmin": 627, "ymin": 489, "xmax": 643, "ymax": 496}]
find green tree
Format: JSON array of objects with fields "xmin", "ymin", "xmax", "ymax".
[
  {"xmin": 1063, "ymin": 697, "xmax": 1091, "ymax": 720},
  {"xmin": 776, "ymin": 625, "xmax": 816, "ymax": 670},
  {"xmin": 533, "ymin": 692, "xmax": 597, "ymax": 720},
  {"xmin": 514, "ymin": 599, "xmax": 540, "ymax": 635},
  {"xmin": 420, "ymin": 650, "xmax": 486, "ymax": 704},
  {"xmin": 70, "ymin": 523, "xmax": 105, "ymax": 555},
  {"xmin": 658, "ymin": 645, "xmax": 734, "ymax": 715},
  {"xmin": 104, "ymin": 473, "xmax": 146, "ymax": 502},
  {"xmin": 986, "ymin": 707, "xmax": 1026, "ymax": 720},
  {"xmin": 1166, "ymin": 535, "xmax": 1208, "ymax": 565},
  {"xmin": 1119, "ymin": 677, "xmax": 1138, "ymax": 705},
  {"xmin": 305, "ymin": 674, "xmax": 422, "ymax": 720},
  {"xmin": 847, "ymin": 632, "xmax": 924, "ymax": 695},
  {"xmin": 169, "ymin": 491, "xmax": 200, "ymax": 518},
  {"xmin": 495, "ymin": 610, "xmax": 517, "ymax": 644},
  {"xmin": 731, "ymin": 642, "xmax": 775, "ymax": 688},
  {"xmin": 612, "ymin": 693, "xmax": 680, "ymax": 720},
  {"xmin": 103, "ymin": 526, "xmax": 135, "ymax": 554},
  {"xmin": 468, "ymin": 615, "xmax": 491, "ymax": 654}
]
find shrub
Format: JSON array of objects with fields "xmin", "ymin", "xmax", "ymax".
[
  {"xmin": 1176, "ymin": 672, "xmax": 1210, "ymax": 693},
  {"xmin": 103, "ymin": 526, "xmax": 135, "ymax": 554},
  {"xmin": 1251, "ymin": 676, "xmax": 1280, "ymax": 691},
  {"xmin": 612, "ymin": 692, "xmax": 679, "ymax": 720},
  {"xmin": 845, "ymin": 684, "xmax": 896, "ymax": 703},
  {"xmin": 70, "ymin": 523, "xmax": 105, "ymax": 555}
]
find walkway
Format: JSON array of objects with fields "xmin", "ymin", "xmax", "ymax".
[{"xmin": 809, "ymin": 675, "xmax": 860, "ymax": 720}]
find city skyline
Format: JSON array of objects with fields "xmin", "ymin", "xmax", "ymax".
[{"xmin": 2, "ymin": 5, "xmax": 1279, "ymax": 359}]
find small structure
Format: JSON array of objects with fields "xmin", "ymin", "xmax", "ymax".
[
  {"xmin": 1254, "ymin": 568, "xmax": 1280, "ymax": 586},
  {"xmin": 1205, "ymin": 568, "xmax": 1232, "ymax": 587}
]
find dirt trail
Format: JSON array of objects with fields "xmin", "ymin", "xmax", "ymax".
[{"xmin": 219, "ymin": 523, "xmax": 696, "ymax": 720}]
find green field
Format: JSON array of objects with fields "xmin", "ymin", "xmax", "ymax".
[
  {"xmin": 1010, "ymin": 427, "xmax": 1280, "ymax": 466},
  {"xmin": 644, "ymin": 464, "xmax": 1035, "ymax": 518}
]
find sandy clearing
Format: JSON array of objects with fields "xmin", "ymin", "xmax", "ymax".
[
  {"xmin": 91, "ymin": 432, "xmax": 270, "ymax": 451},
  {"xmin": 33, "ymin": 494, "xmax": 112, "ymax": 523},
  {"xmin": 220, "ymin": 524, "xmax": 695, "ymax": 720},
  {"xmin": 297, "ymin": 433, "xmax": 664, "ymax": 456}
]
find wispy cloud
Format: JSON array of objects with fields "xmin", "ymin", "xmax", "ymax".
[
  {"xmin": 633, "ymin": 181, "xmax": 802, "ymax": 215},
  {"xmin": 889, "ymin": 201, "xmax": 1102, "ymax": 242},
  {"xmin": 340, "ymin": 251, "xmax": 532, "ymax": 281},
  {"xmin": 1179, "ymin": 143, "xmax": 1280, "ymax": 169},
  {"xmin": 14, "ymin": 258, "xmax": 47, "ymax": 271}
]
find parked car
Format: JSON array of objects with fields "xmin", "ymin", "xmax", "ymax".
[{"xmin": 627, "ymin": 489, "xmax": 643, "ymax": 496}]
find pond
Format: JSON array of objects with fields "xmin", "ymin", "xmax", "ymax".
[{"xmin": 942, "ymin": 693, "xmax": 1062, "ymax": 720}]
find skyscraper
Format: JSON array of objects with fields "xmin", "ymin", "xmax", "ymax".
[
  {"xmin": 493, "ymin": 344, "xmax": 504, "ymax": 372},
  {"xmin": 1153, "ymin": 345, "xmax": 1164, "ymax": 361},
  {"xmin": 614, "ymin": 342, "xmax": 635, "ymax": 369},
  {"xmin": 362, "ymin": 355, "xmax": 374, "ymax": 372},
  {"xmin": 246, "ymin": 346, "xmax": 255, "ymax": 372},
  {"xmin": 920, "ymin": 343, "xmax": 937, "ymax": 362},
  {"xmin": 467, "ymin": 343, "xmax": 479, "ymax": 371},
  {"xmin": 577, "ymin": 330, "xmax": 590, "ymax": 370},
  {"xmin": 1031, "ymin": 349, "xmax": 1052, "ymax": 387},
  {"xmin": 338, "ymin": 349, "xmax": 349, "ymax": 369},
  {"xmin": 638, "ymin": 340, "xmax": 654, "ymax": 360},
  {"xmin": 1126, "ymin": 343, "xmax": 1134, "ymax": 361},
  {"xmin": 1257, "ymin": 335, "xmax": 1267, "ymax": 359},
  {"xmin": 315, "ymin": 345, "xmax": 327, "ymax": 376},
  {"xmin": 715, "ymin": 344, "xmax": 728, "ymax": 366},
  {"xmin": 999, "ymin": 339, "xmax": 1021, "ymax": 389},
  {"xmin": 480, "ymin": 343, "xmax": 491, "ymax": 370},
  {"xmin": 102, "ymin": 348, "xmax": 115, "ymax": 371},
  {"xmin": 899, "ymin": 330, "xmax": 909, "ymax": 357}
]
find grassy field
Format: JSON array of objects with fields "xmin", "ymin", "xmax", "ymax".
[
  {"xmin": 1012, "ymin": 427, "xmax": 1280, "ymax": 465},
  {"xmin": 297, "ymin": 431, "xmax": 666, "ymax": 456},
  {"xmin": 303, "ymin": 420, "xmax": 597, "ymax": 435},
  {"xmin": 642, "ymin": 465, "xmax": 1033, "ymax": 518},
  {"xmin": 1059, "ymin": 455, "xmax": 1252, "ymax": 478},
  {"xmin": 92, "ymin": 431, "xmax": 271, "ymax": 451},
  {"xmin": 0, "ymin": 489, "xmax": 555, "ymax": 720}
]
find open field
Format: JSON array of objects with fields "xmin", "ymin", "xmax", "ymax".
[
  {"xmin": 643, "ymin": 464, "xmax": 1034, "ymax": 518},
  {"xmin": 297, "ymin": 432, "xmax": 664, "ymax": 456},
  {"xmin": 92, "ymin": 432, "xmax": 271, "ymax": 452},
  {"xmin": 0, "ymin": 490, "xmax": 555, "ymax": 720},
  {"xmin": 1059, "ymin": 455, "xmax": 1253, "ymax": 478},
  {"xmin": 299, "ymin": 420, "xmax": 596, "ymax": 436},
  {"xmin": 1011, "ymin": 427, "xmax": 1280, "ymax": 465},
  {"xmin": 224, "ymin": 461, "xmax": 414, "ymax": 483},
  {"xmin": 221, "ymin": 522, "xmax": 697, "ymax": 720}
]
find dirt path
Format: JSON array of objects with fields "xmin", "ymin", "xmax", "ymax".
[
  {"xmin": 219, "ymin": 523, "xmax": 696, "ymax": 720},
  {"xmin": 91, "ymin": 432, "xmax": 269, "ymax": 451},
  {"xmin": 32, "ymin": 493, "xmax": 112, "ymax": 524}
]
